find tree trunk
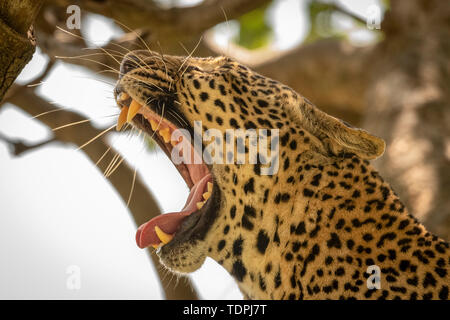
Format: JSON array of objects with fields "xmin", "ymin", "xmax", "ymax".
[
  {"xmin": 0, "ymin": 0, "xmax": 43, "ymax": 101},
  {"xmin": 364, "ymin": 0, "xmax": 450, "ymax": 240}
]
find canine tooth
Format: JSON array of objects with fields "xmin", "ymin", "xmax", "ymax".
[
  {"xmin": 152, "ymin": 244, "xmax": 159, "ymax": 249},
  {"xmin": 127, "ymin": 99, "xmax": 142, "ymax": 122},
  {"xmin": 159, "ymin": 127, "xmax": 171, "ymax": 143},
  {"xmin": 207, "ymin": 182, "xmax": 213, "ymax": 193},
  {"xmin": 150, "ymin": 119, "xmax": 158, "ymax": 131},
  {"xmin": 118, "ymin": 92, "xmax": 129, "ymax": 101},
  {"xmin": 116, "ymin": 106, "xmax": 128, "ymax": 131},
  {"xmin": 196, "ymin": 201, "xmax": 205, "ymax": 210},
  {"xmin": 154, "ymin": 226, "xmax": 173, "ymax": 244},
  {"xmin": 202, "ymin": 192, "xmax": 211, "ymax": 200}
]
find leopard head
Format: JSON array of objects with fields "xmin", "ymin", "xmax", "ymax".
[{"xmin": 114, "ymin": 50, "xmax": 385, "ymax": 279}]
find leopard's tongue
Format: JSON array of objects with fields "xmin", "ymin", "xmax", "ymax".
[{"xmin": 136, "ymin": 174, "xmax": 212, "ymax": 249}]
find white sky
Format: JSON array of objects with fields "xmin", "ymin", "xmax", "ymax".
[{"xmin": 0, "ymin": 0, "xmax": 382, "ymax": 299}]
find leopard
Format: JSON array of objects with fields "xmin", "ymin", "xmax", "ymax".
[{"xmin": 113, "ymin": 50, "xmax": 449, "ymax": 300}]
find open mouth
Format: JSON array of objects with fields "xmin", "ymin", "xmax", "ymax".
[{"xmin": 114, "ymin": 91, "xmax": 213, "ymax": 250}]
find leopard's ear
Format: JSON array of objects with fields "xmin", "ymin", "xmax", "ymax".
[{"xmin": 289, "ymin": 99, "xmax": 385, "ymax": 160}]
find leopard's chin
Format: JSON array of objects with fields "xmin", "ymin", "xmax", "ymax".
[{"xmin": 113, "ymin": 89, "xmax": 221, "ymax": 268}]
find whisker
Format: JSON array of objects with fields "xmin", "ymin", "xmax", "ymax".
[
  {"xmin": 127, "ymin": 166, "xmax": 138, "ymax": 207},
  {"xmin": 56, "ymin": 55, "xmax": 121, "ymax": 76},
  {"xmin": 56, "ymin": 26, "xmax": 122, "ymax": 66},
  {"xmin": 105, "ymin": 126, "xmax": 135, "ymax": 177},
  {"xmin": 178, "ymin": 41, "xmax": 191, "ymax": 55},
  {"xmin": 112, "ymin": 19, "xmax": 154, "ymax": 55},
  {"xmin": 104, "ymin": 152, "xmax": 122, "ymax": 177},
  {"xmin": 79, "ymin": 49, "xmax": 126, "ymax": 60},
  {"xmin": 77, "ymin": 124, "xmax": 115, "ymax": 151},
  {"xmin": 52, "ymin": 119, "xmax": 91, "ymax": 131},
  {"xmin": 95, "ymin": 124, "xmax": 131, "ymax": 168},
  {"xmin": 178, "ymin": 35, "xmax": 203, "ymax": 73},
  {"xmin": 95, "ymin": 145, "xmax": 112, "ymax": 167},
  {"xmin": 154, "ymin": 43, "xmax": 172, "ymax": 91},
  {"xmin": 220, "ymin": 5, "xmax": 232, "ymax": 56},
  {"xmin": 126, "ymin": 130, "xmax": 143, "ymax": 207},
  {"xmin": 106, "ymin": 155, "xmax": 125, "ymax": 178},
  {"xmin": 52, "ymin": 114, "xmax": 118, "ymax": 131},
  {"xmin": 31, "ymin": 106, "xmax": 74, "ymax": 119},
  {"xmin": 168, "ymin": 109, "xmax": 189, "ymax": 127},
  {"xmin": 70, "ymin": 75, "xmax": 116, "ymax": 87},
  {"xmin": 58, "ymin": 25, "xmax": 173, "ymax": 97},
  {"xmin": 56, "ymin": 55, "xmax": 165, "ymax": 93}
]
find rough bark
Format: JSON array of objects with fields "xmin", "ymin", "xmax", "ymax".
[
  {"xmin": 364, "ymin": 0, "xmax": 450, "ymax": 239},
  {"xmin": 0, "ymin": 0, "xmax": 43, "ymax": 101}
]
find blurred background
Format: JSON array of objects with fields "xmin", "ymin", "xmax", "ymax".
[{"xmin": 0, "ymin": 0, "xmax": 449, "ymax": 299}]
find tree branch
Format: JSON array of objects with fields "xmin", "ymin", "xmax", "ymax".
[
  {"xmin": 45, "ymin": 0, "xmax": 270, "ymax": 37},
  {"xmin": 328, "ymin": 2, "xmax": 366, "ymax": 25},
  {"xmin": 3, "ymin": 86, "xmax": 199, "ymax": 299},
  {"xmin": 0, "ymin": 133, "xmax": 56, "ymax": 156}
]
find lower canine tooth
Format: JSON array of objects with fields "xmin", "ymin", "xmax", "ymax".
[
  {"xmin": 207, "ymin": 182, "xmax": 213, "ymax": 193},
  {"xmin": 116, "ymin": 106, "xmax": 128, "ymax": 131},
  {"xmin": 127, "ymin": 99, "xmax": 142, "ymax": 122},
  {"xmin": 154, "ymin": 226, "xmax": 173, "ymax": 244},
  {"xmin": 196, "ymin": 201, "xmax": 205, "ymax": 209}
]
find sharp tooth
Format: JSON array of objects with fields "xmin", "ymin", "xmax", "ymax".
[
  {"xmin": 127, "ymin": 99, "xmax": 142, "ymax": 122},
  {"xmin": 154, "ymin": 226, "xmax": 173, "ymax": 244},
  {"xmin": 159, "ymin": 127, "xmax": 171, "ymax": 143},
  {"xmin": 150, "ymin": 119, "xmax": 158, "ymax": 131},
  {"xmin": 207, "ymin": 182, "xmax": 213, "ymax": 193},
  {"xmin": 196, "ymin": 201, "xmax": 205, "ymax": 210},
  {"xmin": 116, "ymin": 106, "xmax": 128, "ymax": 131},
  {"xmin": 152, "ymin": 244, "xmax": 159, "ymax": 249},
  {"xmin": 202, "ymin": 192, "xmax": 211, "ymax": 200},
  {"xmin": 118, "ymin": 92, "xmax": 129, "ymax": 101}
]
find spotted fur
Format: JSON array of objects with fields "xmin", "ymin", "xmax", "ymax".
[{"xmin": 116, "ymin": 50, "xmax": 449, "ymax": 300}]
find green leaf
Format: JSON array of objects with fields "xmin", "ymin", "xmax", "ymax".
[{"xmin": 234, "ymin": 5, "xmax": 272, "ymax": 50}]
